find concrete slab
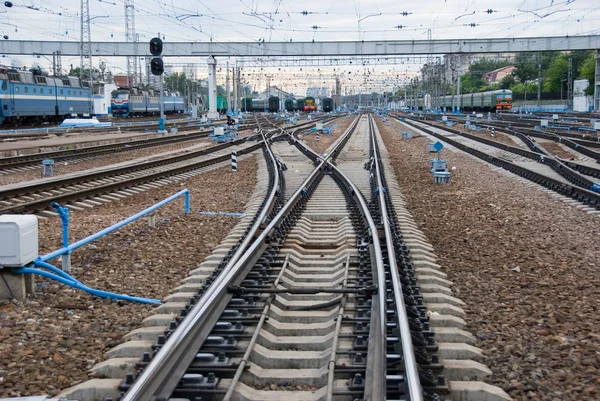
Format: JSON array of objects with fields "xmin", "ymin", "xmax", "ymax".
[{"xmin": 448, "ymin": 381, "xmax": 512, "ymax": 401}]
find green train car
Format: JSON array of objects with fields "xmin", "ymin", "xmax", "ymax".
[
  {"xmin": 410, "ymin": 89, "xmax": 512, "ymax": 112},
  {"xmin": 206, "ymin": 96, "xmax": 228, "ymax": 113}
]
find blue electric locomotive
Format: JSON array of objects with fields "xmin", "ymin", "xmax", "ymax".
[{"xmin": 0, "ymin": 67, "xmax": 93, "ymax": 126}]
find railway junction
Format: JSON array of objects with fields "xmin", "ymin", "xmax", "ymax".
[{"xmin": 1, "ymin": 2, "xmax": 600, "ymax": 401}]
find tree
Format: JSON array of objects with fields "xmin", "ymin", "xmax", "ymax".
[
  {"xmin": 68, "ymin": 66, "xmax": 100, "ymax": 79},
  {"xmin": 543, "ymin": 54, "xmax": 568, "ymax": 92},
  {"xmin": 499, "ymin": 74, "xmax": 515, "ymax": 89},
  {"xmin": 513, "ymin": 51, "xmax": 559, "ymax": 83},
  {"xmin": 579, "ymin": 52, "xmax": 596, "ymax": 95},
  {"xmin": 164, "ymin": 72, "xmax": 187, "ymax": 94}
]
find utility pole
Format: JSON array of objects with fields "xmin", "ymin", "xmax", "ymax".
[
  {"xmin": 124, "ymin": 0, "xmax": 137, "ymax": 87},
  {"xmin": 595, "ymin": 51, "xmax": 600, "ymax": 112},
  {"xmin": 80, "ymin": 0, "xmax": 92, "ymax": 91},
  {"xmin": 567, "ymin": 57, "xmax": 573, "ymax": 111},
  {"xmin": 232, "ymin": 67, "xmax": 237, "ymax": 114},
  {"xmin": 457, "ymin": 75, "xmax": 461, "ymax": 114},
  {"xmin": 52, "ymin": 51, "xmax": 62, "ymax": 76},
  {"xmin": 537, "ymin": 56, "xmax": 541, "ymax": 109},
  {"xmin": 226, "ymin": 61, "xmax": 231, "ymax": 114}
]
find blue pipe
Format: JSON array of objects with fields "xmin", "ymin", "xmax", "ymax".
[
  {"xmin": 42, "ymin": 189, "xmax": 190, "ymax": 263},
  {"xmin": 15, "ymin": 266, "xmax": 161, "ymax": 305},
  {"xmin": 33, "ymin": 259, "xmax": 82, "ymax": 285},
  {"xmin": 51, "ymin": 202, "xmax": 70, "ymax": 248}
]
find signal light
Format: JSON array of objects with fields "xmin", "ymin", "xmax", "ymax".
[
  {"xmin": 150, "ymin": 58, "xmax": 164, "ymax": 76},
  {"xmin": 149, "ymin": 37, "xmax": 163, "ymax": 56}
]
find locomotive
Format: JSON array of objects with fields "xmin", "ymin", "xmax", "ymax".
[
  {"xmin": 304, "ymin": 97, "xmax": 316, "ymax": 112},
  {"xmin": 111, "ymin": 88, "xmax": 184, "ymax": 117},
  {"xmin": 0, "ymin": 66, "xmax": 92, "ymax": 126}
]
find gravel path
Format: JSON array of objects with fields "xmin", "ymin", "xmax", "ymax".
[
  {"xmin": 0, "ymin": 155, "xmax": 258, "ymax": 398},
  {"xmin": 536, "ymin": 140, "xmax": 579, "ymax": 160},
  {"xmin": 427, "ymin": 120, "xmax": 528, "ymax": 148},
  {"xmin": 378, "ymin": 117, "xmax": 600, "ymax": 401},
  {"xmin": 299, "ymin": 116, "xmax": 354, "ymax": 154}
]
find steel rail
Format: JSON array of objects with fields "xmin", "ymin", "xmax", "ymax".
[
  {"xmin": 291, "ymin": 114, "xmax": 387, "ymax": 400},
  {"xmin": 402, "ymin": 116, "xmax": 600, "ymax": 192},
  {"xmin": 0, "ymin": 125, "xmax": 258, "ymax": 169},
  {"xmin": 397, "ymin": 117, "xmax": 600, "ymax": 209},
  {"xmin": 121, "ymin": 114, "xmax": 365, "ymax": 401},
  {"xmin": 368, "ymin": 114, "xmax": 424, "ymax": 401},
  {"xmin": 0, "ymin": 118, "xmax": 324, "ymax": 202},
  {"xmin": 120, "ymin": 133, "xmax": 282, "ymax": 401},
  {"xmin": 0, "ymin": 143, "xmax": 264, "ymax": 214}
]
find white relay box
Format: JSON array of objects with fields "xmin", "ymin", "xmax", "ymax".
[
  {"xmin": 214, "ymin": 127, "xmax": 225, "ymax": 136},
  {"xmin": 0, "ymin": 215, "xmax": 38, "ymax": 267}
]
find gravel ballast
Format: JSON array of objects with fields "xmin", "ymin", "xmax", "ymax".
[
  {"xmin": 299, "ymin": 116, "xmax": 355, "ymax": 154},
  {"xmin": 0, "ymin": 155, "xmax": 258, "ymax": 398},
  {"xmin": 378, "ymin": 117, "xmax": 600, "ymax": 401}
]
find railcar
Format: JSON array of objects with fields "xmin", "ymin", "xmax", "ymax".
[
  {"xmin": 322, "ymin": 97, "xmax": 334, "ymax": 112},
  {"xmin": 0, "ymin": 67, "xmax": 92, "ymax": 126},
  {"xmin": 296, "ymin": 98, "xmax": 305, "ymax": 111},
  {"xmin": 304, "ymin": 96, "xmax": 316, "ymax": 112},
  {"xmin": 241, "ymin": 96, "xmax": 280, "ymax": 112},
  {"xmin": 111, "ymin": 88, "xmax": 184, "ymax": 117},
  {"xmin": 438, "ymin": 89, "xmax": 512, "ymax": 112},
  {"xmin": 284, "ymin": 98, "xmax": 296, "ymax": 111}
]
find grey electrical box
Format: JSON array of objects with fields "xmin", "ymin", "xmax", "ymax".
[{"xmin": 0, "ymin": 215, "xmax": 38, "ymax": 267}]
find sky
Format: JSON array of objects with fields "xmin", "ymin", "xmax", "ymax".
[{"xmin": 2, "ymin": 0, "xmax": 600, "ymax": 95}]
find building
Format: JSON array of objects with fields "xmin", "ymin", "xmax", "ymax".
[
  {"xmin": 306, "ymin": 87, "xmax": 329, "ymax": 98},
  {"xmin": 258, "ymin": 86, "xmax": 294, "ymax": 99},
  {"xmin": 482, "ymin": 66, "xmax": 515, "ymax": 84},
  {"xmin": 113, "ymin": 74, "xmax": 129, "ymax": 87},
  {"xmin": 442, "ymin": 53, "xmax": 516, "ymax": 84}
]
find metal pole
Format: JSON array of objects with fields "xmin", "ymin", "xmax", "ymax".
[
  {"xmin": 226, "ymin": 61, "xmax": 231, "ymax": 114},
  {"xmin": 568, "ymin": 57, "xmax": 573, "ymax": 110},
  {"xmin": 159, "ymin": 66, "xmax": 165, "ymax": 129},
  {"xmin": 456, "ymin": 75, "xmax": 461, "ymax": 114},
  {"xmin": 537, "ymin": 58, "xmax": 541, "ymax": 109},
  {"xmin": 595, "ymin": 51, "xmax": 600, "ymax": 112},
  {"xmin": 232, "ymin": 66, "xmax": 237, "ymax": 114}
]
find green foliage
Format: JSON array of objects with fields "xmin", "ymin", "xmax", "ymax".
[
  {"xmin": 543, "ymin": 54, "xmax": 568, "ymax": 92},
  {"xmin": 457, "ymin": 50, "xmax": 596, "ymax": 96},
  {"xmin": 68, "ymin": 66, "xmax": 100, "ymax": 78},
  {"xmin": 164, "ymin": 72, "xmax": 188, "ymax": 93},
  {"xmin": 513, "ymin": 51, "xmax": 558, "ymax": 83},
  {"xmin": 498, "ymin": 74, "xmax": 515, "ymax": 89},
  {"xmin": 579, "ymin": 53, "xmax": 596, "ymax": 96}
]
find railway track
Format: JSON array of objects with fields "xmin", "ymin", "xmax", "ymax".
[
  {"xmin": 49, "ymin": 112, "xmax": 509, "ymax": 401},
  {"xmin": 0, "ymin": 116, "xmax": 230, "ymax": 139},
  {"xmin": 0, "ymin": 122, "xmax": 260, "ymax": 173},
  {"xmin": 394, "ymin": 115, "xmax": 600, "ymax": 210},
  {"xmin": 85, "ymin": 114, "xmax": 439, "ymax": 401},
  {"xmin": 0, "ymin": 116, "xmax": 340, "ymax": 215}
]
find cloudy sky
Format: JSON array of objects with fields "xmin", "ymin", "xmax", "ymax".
[{"xmin": 2, "ymin": 0, "xmax": 599, "ymax": 94}]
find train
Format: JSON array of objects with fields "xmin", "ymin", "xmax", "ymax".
[
  {"xmin": 242, "ymin": 96, "xmax": 280, "ymax": 113},
  {"xmin": 322, "ymin": 97, "xmax": 334, "ymax": 112},
  {"xmin": 0, "ymin": 66, "xmax": 93, "ymax": 126},
  {"xmin": 111, "ymin": 88, "xmax": 184, "ymax": 117},
  {"xmin": 304, "ymin": 97, "xmax": 316, "ymax": 112},
  {"xmin": 409, "ymin": 89, "xmax": 512, "ymax": 112}
]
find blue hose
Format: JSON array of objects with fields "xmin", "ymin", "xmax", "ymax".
[
  {"xmin": 14, "ymin": 266, "xmax": 162, "ymax": 305},
  {"xmin": 33, "ymin": 259, "xmax": 83, "ymax": 285}
]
